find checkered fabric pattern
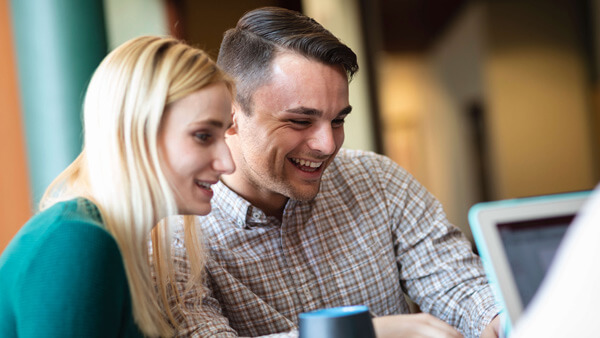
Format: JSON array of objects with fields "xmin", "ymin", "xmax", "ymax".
[{"xmin": 169, "ymin": 148, "xmax": 500, "ymax": 337}]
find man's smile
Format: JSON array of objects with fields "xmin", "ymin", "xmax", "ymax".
[{"xmin": 289, "ymin": 157, "xmax": 324, "ymax": 172}]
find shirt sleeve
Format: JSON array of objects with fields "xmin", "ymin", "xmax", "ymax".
[
  {"xmin": 376, "ymin": 154, "xmax": 500, "ymax": 337},
  {"xmin": 169, "ymin": 244, "xmax": 237, "ymax": 337},
  {"xmin": 15, "ymin": 220, "xmax": 134, "ymax": 337},
  {"xmin": 169, "ymin": 231, "xmax": 299, "ymax": 338}
]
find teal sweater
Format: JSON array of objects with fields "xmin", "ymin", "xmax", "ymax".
[{"xmin": 0, "ymin": 199, "xmax": 143, "ymax": 337}]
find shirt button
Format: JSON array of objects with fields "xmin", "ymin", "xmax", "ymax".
[{"xmin": 303, "ymin": 288, "xmax": 312, "ymax": 301}]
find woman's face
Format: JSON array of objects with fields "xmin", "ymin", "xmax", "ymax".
[{"xmin": 158, "ymin": 82, "xmax": 235, "ymax": 215}]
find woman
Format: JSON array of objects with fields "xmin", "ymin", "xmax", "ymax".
[{"xmin": 0, "ymin": 36, "xmax": 235, "ymax": 337}]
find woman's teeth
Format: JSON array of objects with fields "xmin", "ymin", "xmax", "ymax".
[{"xmin": 196, "ymin": 181, "xmax": 212, "ymax": 189}]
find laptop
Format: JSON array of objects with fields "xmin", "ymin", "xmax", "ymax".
[{"xmin": 468, "ymin": 190, "xmax": 591, "ymax": 336}]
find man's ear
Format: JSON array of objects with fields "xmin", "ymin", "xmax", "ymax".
[{"xmin": 227, "ymin": 103, "xmax": 240, "ymax": 136}]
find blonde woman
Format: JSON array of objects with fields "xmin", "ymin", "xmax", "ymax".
[{"xmin": 0, "ymin": 36, "xmax": 235, "ymax": 337}]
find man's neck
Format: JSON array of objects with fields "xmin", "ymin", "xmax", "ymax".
[
  {"xmin": 251, "ymin": 199, "xmax": 287, "ymax": 221},
  {"xmin": 220, "ymin": 177, "xmax": 288, "ymax": 221}
]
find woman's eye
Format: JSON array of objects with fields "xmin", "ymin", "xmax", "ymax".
[{"xmin": 194, "ymin": 132, "xmax": 211, "ymax": 142}]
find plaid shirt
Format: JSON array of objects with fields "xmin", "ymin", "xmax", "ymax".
[{"xmin": 170, "ymin": 149, "xmax": 500, "ymax": 337}]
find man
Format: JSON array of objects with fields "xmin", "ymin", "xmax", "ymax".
[{"xmin": 170, "ymin": 7, "xmax": 501, "ymax": 337}]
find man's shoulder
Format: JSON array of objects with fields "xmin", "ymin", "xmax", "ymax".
[
  {"xmin": 324, "ymin": 149, "xmax": 416, "ymax": 195},
  {"xmin": 330, "ymin": 148, "xmax": 399, "ymax": 174},
  {"xmin": 333, "ymin": 148, "xmax": 384, "ymax": 165},
  {"xmin": 321, "ymin": 148, "xmax": 401, "ymax": 193}
]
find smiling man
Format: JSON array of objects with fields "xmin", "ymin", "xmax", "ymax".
[
  {"xmin": 223, "ymin": 51, "xmax": 350, "ymax": 215},
  {"xmin": 169, "ymin": 7, "xmax": 501, "ymax": 338}
]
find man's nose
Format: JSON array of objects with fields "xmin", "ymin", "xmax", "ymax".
[{"xmin": 307, "ymin": 124, "xmax": 336, "ymax": 155}]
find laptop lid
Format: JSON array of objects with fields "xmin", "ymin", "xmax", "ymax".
[{"xmin": 468, "ymin": 191, "xmax": 591, "ymax": 335}]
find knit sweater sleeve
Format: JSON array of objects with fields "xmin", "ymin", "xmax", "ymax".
[{"xmin": 14, "ymin": 219, "xmax": 136, "ymax": 337}]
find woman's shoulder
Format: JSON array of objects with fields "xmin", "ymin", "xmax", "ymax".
[
  {"xmin": 40, "ymin": 198, "xmax": 104, "ymax": 228},
  {"xmin": 22, "ymin": 199, "xmax": 105, "ymax": 241},
  {"xmin": 0, "ymin": 199, "xmax": 135, "ymax": 337},
  {"xmin": 1, "ymin": 198, "xmax": 122, "ymax": 279},
  {"xmin": 1, "ymin": 198, "xmax": 126, "ymax": 299}
]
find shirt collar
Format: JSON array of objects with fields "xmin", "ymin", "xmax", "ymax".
[
  {"xmin": 212, "ymin": 179, "xmax": 321, "ymax": 230},
  {"xmin": 212, "ymin": 180, "xmax": 279, "ymax": 229}
]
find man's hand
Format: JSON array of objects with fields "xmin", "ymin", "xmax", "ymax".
[
  {"xmin": 480, "ymin": 315, "xmax": 501, "ymax": 338},
  {"xmin": 373, "ymin": 313, "xmax": 463, "ymax": 338}
]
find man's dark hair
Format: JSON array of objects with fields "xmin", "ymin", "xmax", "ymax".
[{"xmin": 217, "ymin": 6, "xmax": 359, "ymax": 114}]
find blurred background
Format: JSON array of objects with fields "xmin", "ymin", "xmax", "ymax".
[{"xmin": 2, "ymin": 0, "xmax": 599, "ymax": 251}]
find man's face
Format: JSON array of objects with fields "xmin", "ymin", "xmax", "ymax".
[{"xmin": 223, "ymin": 52, "xmax": 351, "ymax": 214}]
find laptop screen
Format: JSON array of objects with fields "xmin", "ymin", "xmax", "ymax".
[
  {"xmin": 497, "ymin": 214, "xmax": 574, "ymax": 308},
  {"xmin": 469, "ymin": 191, "xmax": 590, "ymax": 334}
]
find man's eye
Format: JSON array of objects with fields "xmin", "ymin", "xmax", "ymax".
[
  {"xmin": 290, "ymin": 120, "xmax": 310, "ymax": 126},
  {"xmin": 332, "ymin": 118, "xmax": 346, "ymax": 126}
]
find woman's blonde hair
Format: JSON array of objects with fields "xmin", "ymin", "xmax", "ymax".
[{"xmin": 40, "ymin": 36, "xmax": 234, "ymax": 336}]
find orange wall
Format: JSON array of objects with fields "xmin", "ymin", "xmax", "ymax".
[{"xmin": 0, "ymin": 0, "xmax": 33, "ymax": 252}]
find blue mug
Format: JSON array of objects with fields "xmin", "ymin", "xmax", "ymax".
[{"xmin": 298, "ymin": 305, "xmax": 376, "ymax": 338}]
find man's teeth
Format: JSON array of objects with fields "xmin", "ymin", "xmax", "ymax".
[{"xmin": 291, "ymin": 158, "xmax": 322, "ymax": 168}]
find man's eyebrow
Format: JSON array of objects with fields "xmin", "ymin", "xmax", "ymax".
[
  {"xmin": 338, "ymin": 105, "xmax": 352, "ymax": 117},
  {"xmin": 285, "ymin": 107, "xmax": 321, "ymax": 116},
  {"xmin": 285, "ymin": 105, "xmax": 353, "ymax": 117}
]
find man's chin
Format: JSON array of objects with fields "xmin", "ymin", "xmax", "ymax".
[{"xmin": 288, "ymin": 185, "xmax": 321, "ymax": 202}]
